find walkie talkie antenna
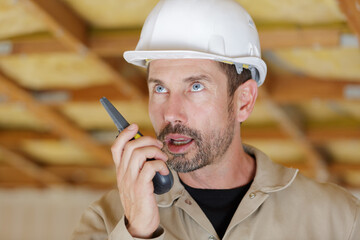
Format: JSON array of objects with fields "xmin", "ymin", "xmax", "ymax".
[{"xmin": 100, "ymin": 97, "xmax": 130, "ymax": 132}]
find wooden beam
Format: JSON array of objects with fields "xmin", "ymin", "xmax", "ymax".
[
  {"xmin": 91, "ymin": 28, "xmax": 342, "ymax": 53},
  {"xmin": 0, "ymin": 165, "xmax": 114, "ymax": 189},
  {"xmin": 0, "ymin": 166, "xmax": 39, "ymax": 187},
  {"xmin": 20, "ymin": 0, "xmax": 143, "ymax": 100},
  {"xmin": 307, "ymin": 128, "xmax": 360, "ymax": 142},
  {"xmin": 0, "ymin": 145, "xmax": 67, "ymax": 186},
  {"xmin": 2, "ymin": 162, "xmax": 359, "ymax": 188},
  {"xmin": 0, "ymin": 33, "xmax": 134, "ymax": 55},
  {"xmin": 103, "ymin": 57, "xmax": 149, "ymax": 96},
  {"xmin": 243, "ymin": 127, "xmax": 360, "ymax": 141},
  {"xmin": 0, "ymin": 131, "xmax": 58, "ymax": 149},
  {"xmin": 0, "ymin": 72, "xmax": 113, "ymax": 165},
  {"xmin": 90, "ymin": 31, "xmax": 141, "ymax": 57},
  {"xmin": 338, "ymin": 0, "xmax": 360, "ymax": 40},
  {"xmin": 1, "ymin": 126, "xmax": 358, "ymax": 150},
  {"xmin": 264, "ymin": 73, "xmax": 360, "ymax": 103},
  {"xmin": 0, "ymin": 35, "xmax": 69, "ymax": 54},
  {"xmin": 1, "ymin": 27, "xmax": 342, "ymax": 56},
  {"xmin": 22, "ymin": 0, "xmax": 87, "ymax": 52},
  {"xmin": 259, "ymin": 28, "xmax": 340, "ymax": 50},
  {"xmin": 329, "ymin": 163, "xmax": 360, "ymax": 188},
  {"xmin": 259, "ymin": 88, "xmax": 330, "ymax": 181},
  {"xmin": 242, "ymin": 127, "xmax": 288, "ymax": 139},
  {"xmin": 26, "ymin": 73, "xmax": 360, "ymax": 105},
  {"xmin": 330, "ymin": 163, "xmax": 360, "ymax": 173},
  {"xmin": 43, "ymin": 83, "xmax": 129, "ymax": 103},
  {"xmin": 46, "ymin": 166, "xmax": 115, "ymax": 185}
]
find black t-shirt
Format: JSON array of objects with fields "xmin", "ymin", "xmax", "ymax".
[{"xmin": 182, "ymin": 180, "xmax": 252, "ymax": 239}]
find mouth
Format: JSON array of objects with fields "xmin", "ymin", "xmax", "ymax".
[
  {"xmin": 171, "ymin": 138, "xmax": 192, "ymax": 145},
  {"xmin": 164, "ymin": 134, "xmax": 194, "ymax": 154}
]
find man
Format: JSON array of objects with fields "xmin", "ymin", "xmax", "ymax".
[{"xmin": 72, "ymin": 0, "xmax": 360, "ymax": 239}]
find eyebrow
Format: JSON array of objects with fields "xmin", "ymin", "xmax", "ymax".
[
  {"xmin": 148, "ymin": 74, "xmax": 211, "ymax": 85},
  {"xmin": 147, "ymin": 78, "xmax": 163, "ymax": 85},
  {"xmin": 184, "ymin": 74, "xmax": 211, "ymax": 83}
]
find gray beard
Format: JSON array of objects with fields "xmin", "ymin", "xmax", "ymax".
[{"xmin": 157, "ymin": 114, "xmax": 235, "ymax": 173}]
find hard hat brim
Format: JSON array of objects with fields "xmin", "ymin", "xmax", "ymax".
[{"xmin": 124, "ymin": 50, "xmax": 267, "ymax": 86}]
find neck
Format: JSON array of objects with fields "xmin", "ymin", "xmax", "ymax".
[{"xmin": 178, "ymin": 134, "xmax": 256, "ymax": 189}]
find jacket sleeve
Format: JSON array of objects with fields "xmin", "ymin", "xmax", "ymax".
[
  {"xmin": 349, "ymin": 198, "xmax": 360, "ymax": 240},
  {"xmin": 71, "ymin": 191, "xmax": 165, "ymax": 240},
  {"xmin": 110, "ymin": 217, "xmax": 165, "ymax": 240}
]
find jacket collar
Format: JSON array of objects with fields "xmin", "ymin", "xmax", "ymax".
[
  {"xmin": 155, "ymin": 144, "xmax": 298, "ymax": 207},
  {"xmin": 243, "ymin": 144, "xmax": 298, "ymax": 194}
]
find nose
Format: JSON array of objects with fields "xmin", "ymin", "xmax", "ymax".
[{"xmin": 163, "ymin": 93, "xmax": 187, "ymax": 125}]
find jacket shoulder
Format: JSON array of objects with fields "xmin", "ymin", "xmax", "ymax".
[
  {"xmin": 267, "ymin": 173, "xmax": 360, "ymax": 239},
  {"xmin": 286, "ymin": 173, "xmax": 360, "ymax": 232},
  {"xmin": 290, "ymin": 173, "xmax": 359, "ymax": 208}
]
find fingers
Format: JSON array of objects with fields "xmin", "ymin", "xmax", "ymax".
[
  {"xmin": 122, "ymin": 160, "xmax": 169, "ymax": 198},
  {"xmin": 111, "ymin": 124, "xmax": 139, "ymax": 168},
  {"xmin": 138, "ymin": 160, "xmax": 170, "ymax": 185},
  {"xmin": 111, "ymin": 123, "xmax": 168, "ymax": 187},
  {"xmin": 121, "ymin": 137, "xmax": 166, "ymax": 178},
  {"xmin": 123, "ymin": 146, "xmax": 167, "ymax": 181}
]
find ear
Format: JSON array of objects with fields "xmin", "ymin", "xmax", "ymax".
[{"xmin": 234, "ymin": 79, "xmax": 258, "ymax": 123}]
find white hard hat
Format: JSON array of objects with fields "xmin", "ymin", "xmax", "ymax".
[{"xmin": 124, "ymin": 0, "xmax": 267, "ymax": 86}]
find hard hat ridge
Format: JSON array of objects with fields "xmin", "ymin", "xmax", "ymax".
[{"xmin": 124, "ymin": 0, "xmax": 267, "ymax": 86}]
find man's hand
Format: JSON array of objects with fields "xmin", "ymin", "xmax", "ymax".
[{"xmin": 111, "ymin": 124, "xmax": 169, "ymax": 238}]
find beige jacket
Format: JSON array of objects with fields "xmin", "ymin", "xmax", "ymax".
[{"xmin": 72, "ymin": 145, "xmax": 360, "ymax": 240}]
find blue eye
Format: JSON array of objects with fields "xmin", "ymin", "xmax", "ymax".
[
  {"xmin": 155, "ymin": 85, "xmax": 167, "ymax": 93},
  {"xmin": 191, "ymin": 83, "xmax": 204, "ymax": 92}
]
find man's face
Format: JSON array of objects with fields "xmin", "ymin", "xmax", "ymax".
[{"xmin": 148, "ymin": 59, "xmax": 236, "ymax": 173}]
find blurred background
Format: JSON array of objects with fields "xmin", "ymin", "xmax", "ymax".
[{"xmin": 0, "ymin": 0, "xmax": 359, "ymax": 239}]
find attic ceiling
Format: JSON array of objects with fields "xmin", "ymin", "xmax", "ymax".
[{"xmin": 0, "ymin": 0, "xmax": 359, "ymax": 189}]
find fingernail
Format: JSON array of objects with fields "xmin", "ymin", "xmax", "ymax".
[
  {"xmin": 128, "ymin": 124, "xmax": 136, "ymax": 130},
  {"xmin": 157, "ymin": 140, "xmax": 163, "ymax": 146}
]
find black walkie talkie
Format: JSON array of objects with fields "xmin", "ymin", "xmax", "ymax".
[{"xmin": 100, "ymin": 97, "xmax": 174, "ymax": 195}]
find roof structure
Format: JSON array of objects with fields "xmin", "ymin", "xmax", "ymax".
[{"xmin": 0, "ymin": 0, "xmax": 359, "ymax": 189}]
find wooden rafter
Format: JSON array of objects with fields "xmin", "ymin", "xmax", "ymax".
[
  {"xmin": 20, "ymin": 0, "xmax": 143, "ymax": 100},
  {"xmin": 0, "ymin": 131, "xmax": 58, "ymax": 149},
  {"xmin": 90, "ymin": 31, "xmax": 141, "ymax": 57},
  {"xmin": 22, "ymin": 0, "xmax": 87, "ymax": 51},
  {"xmin": 1, "ymin": 126, "xmax": 359, "ymax": 149},
  {"xmin": 0, "ymin": 166, "xmax": 39, "ymax": 187},
  {"xmin": 264, "ymin": 73, "xmax": 360, "ymax": 103},
  {"xmin": 45, "ymin": 166, "xmax": 115, "ymax": 184},
  {"xmin": 259, "ymin": 28, "xmax": 341, "ymax": 50},
  {"xmin": 330, "ymin": 163, "xmax": 360, "ymax": 173},
  {"xmin": 24, "ymin": 74, "xmax": 360, "ymax": 104},
  {"xmin": 259, "ymin": 88, "xmax": 330, "ymax": 181},
  {"xmin": 243, "ymin": 127, "xmax": 360, "ymax": 141},
  {"xmin": 0, "ymin": 145, "xmax": 67, "ymax": 186},
  {"xmin": 0, "ymin": 35, "xmax": 69, "ymax": 54},
  {"xmin": 306, "ymin": 128, "xmax": 360, "ymax": 142},
  {"xmin": 0, "ymin": 72, "xmax": 113, "ymax": 165},
  {"xmin": 31, "ymin": 81, "xmax": 148, "ymax": 104},
  {"xmin": 338, "ymin": 0, "xmax": 360, "ymax": 40},
  {"xmin": 1, "ymin": 160, "xmax": 360, "ymax": 189},
  {"xmin": 0, "ymin": 166, "xmax": 114, "ymax": 188},
  {"xmin": 1, "ymin": 27, "xmax": 342, "ymax": 56},
  {"xmin": 0, "ymin": 1, "xmax": 358, "ymax": 189}
]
